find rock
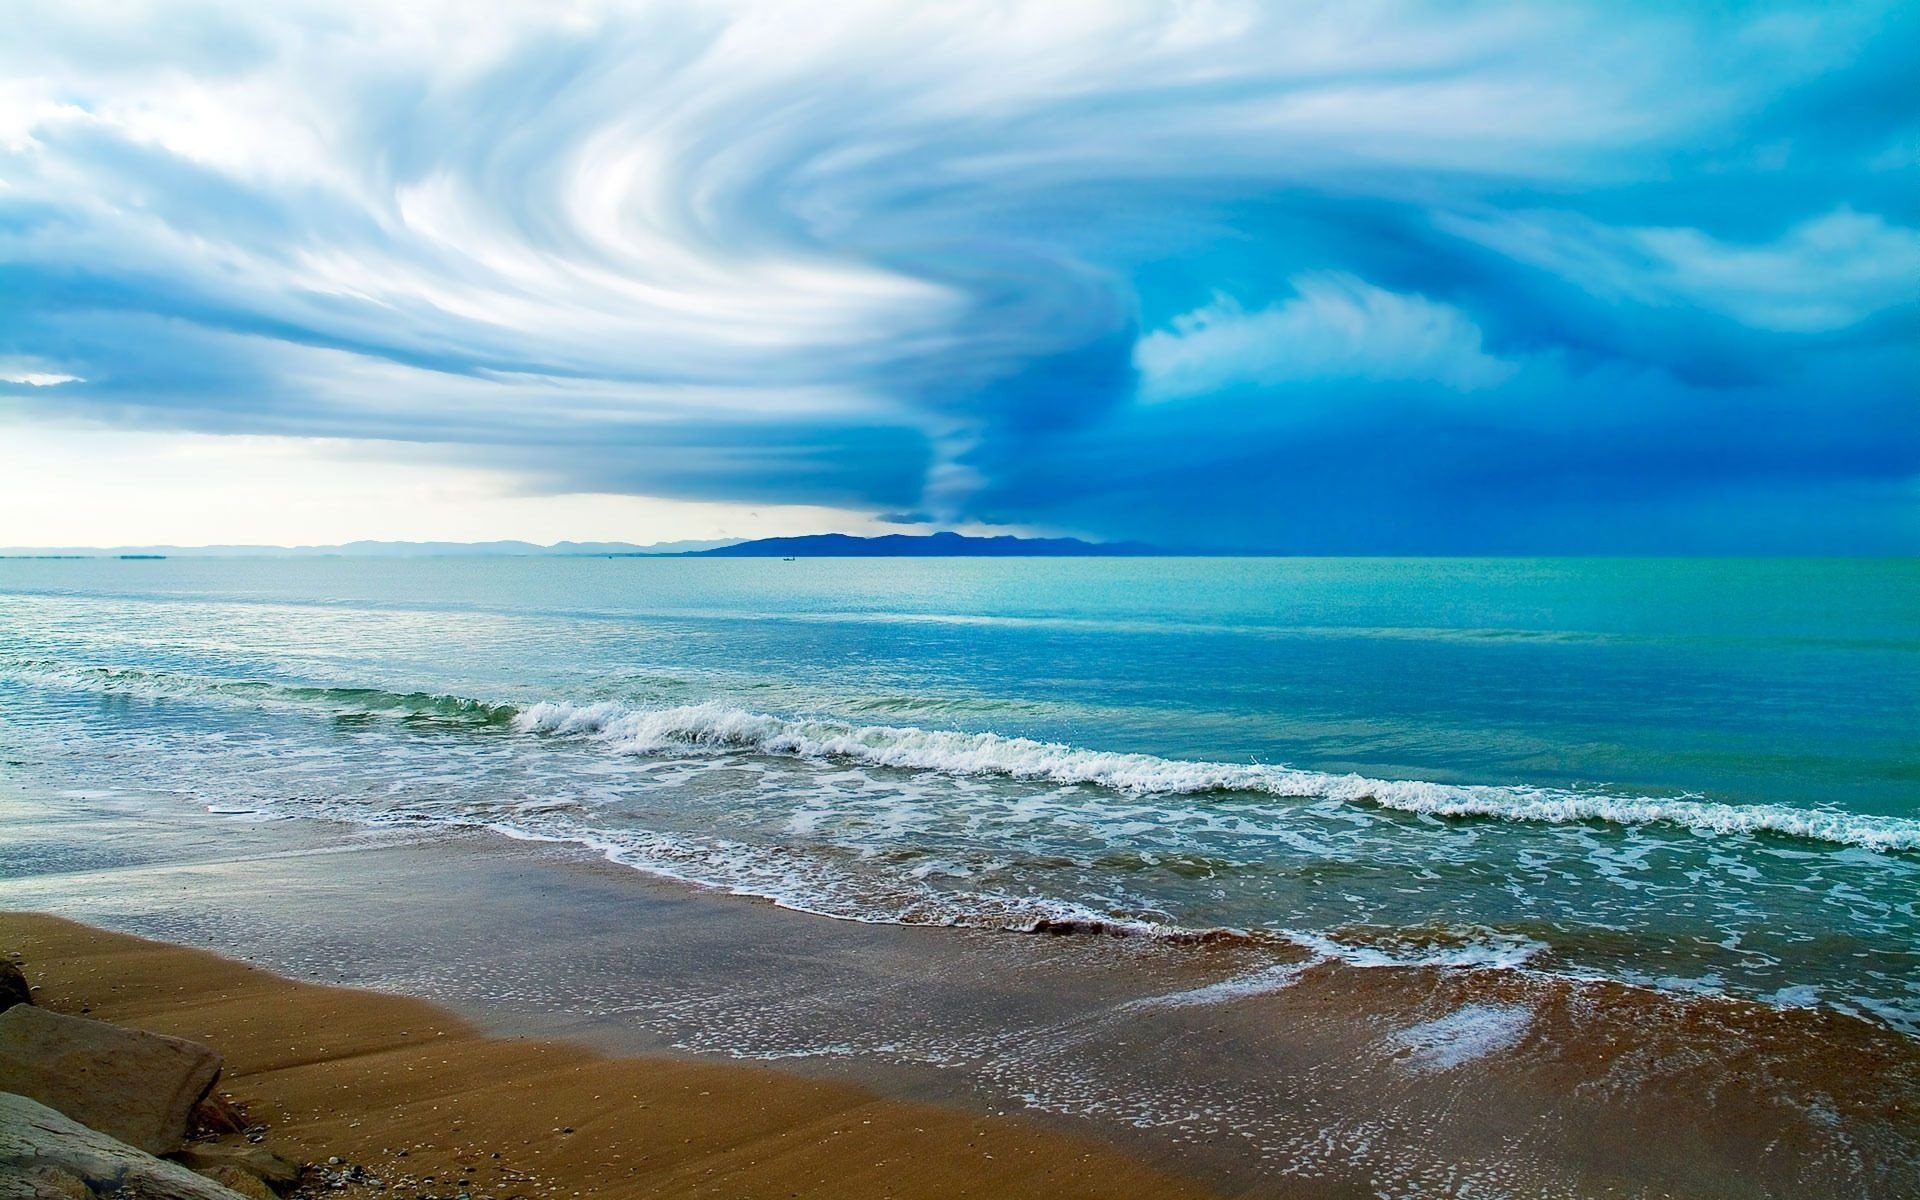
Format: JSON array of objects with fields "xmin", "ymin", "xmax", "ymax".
[
  {"xmin": 169, "ymin": 1144, "xmax": 300, "ymax": 1193},
  {"xmin": 0, "ymin": 964, "xmax": 29, "ymax": 1015},
  {"xmin": 0, "ymin": 1007, "xmax": 221, "ymax": 1156},
  {"xmin": 0, "ymin": 1164, "xmax": 92, "ymax": 1200},
  {"xmin": 0, "ymin": 1091, "xmax": 250, "ymax": 1199},
  {"xmin": 192, "ymin": 1165, "xmax": 275, "ymax": 1200},
  {"xmin": 33, "ymin": 1166, "xmax": 92, "ymax": 1199}
]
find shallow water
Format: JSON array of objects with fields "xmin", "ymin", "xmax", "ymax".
[
  {"xmin": 0, "ymin": 556, "xmax": 1915, "ymax": 1033},
  {"xmin": 3, "ymin": 792, "xmax": 1915, "ymax": 1199}
]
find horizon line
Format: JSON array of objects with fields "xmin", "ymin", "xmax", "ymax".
[{"xmin": 0, "ymin": 534, "xmax": 1910, "ymax": 562}]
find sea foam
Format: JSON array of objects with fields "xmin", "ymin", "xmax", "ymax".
[
  {"xmin": 10, "ymin": 655, "xmax": 1917, "ymax": 854},
  {"xmin": 1385, "ymin": 1003, "xmax": 1537, "ymax": 1072},
  {"xmin": 511, "ymin": 699, "xmax": 1920, "ymax": 853}
]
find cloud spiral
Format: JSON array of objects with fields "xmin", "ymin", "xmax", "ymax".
[{"xmin": 2, "ymin": 0, "xmax": 1916, "ymax": 549}]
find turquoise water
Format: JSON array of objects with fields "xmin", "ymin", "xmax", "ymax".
[{"xmin": 1, "ymin": 557, "xmax": 1915, "ymax": 1028}]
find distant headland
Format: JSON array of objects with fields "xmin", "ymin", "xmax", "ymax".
[{"xmin": 692, "ymin": 532, "xmax": 1159, "ymax": 557}]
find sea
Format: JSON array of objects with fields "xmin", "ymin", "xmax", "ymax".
[{"xmin": 2, "ymin": 554, "xmax": 1913, "ymax": 1038}]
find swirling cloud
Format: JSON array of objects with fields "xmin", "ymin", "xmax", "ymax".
[
  {"xmin": 1440, "ymin": 207, "xmax": 1920, "ymax": 333},
  {"xmin": 1, "ymin": 0, "xmax": 1915, "ymax": 548}
]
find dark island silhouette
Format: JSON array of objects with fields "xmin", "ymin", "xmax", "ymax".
[{"xmin": 691, "ymin": 532, "xmax": 1160, "ymax": 557}]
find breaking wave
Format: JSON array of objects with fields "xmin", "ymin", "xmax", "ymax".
[
  {"xmin": 513, "ymin": 699, "xmax": 1920, "ymax": 853},
  {"xmin": 8, "ymin": 655, "xmax": 1916, "ymax": 855}
]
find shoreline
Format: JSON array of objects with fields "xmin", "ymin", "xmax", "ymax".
[
  {"xmin": 4, "ymin": 787, "xmax": 1918, "ymax": 1198},
  {"xmin": 0, "ymin": 911, "xmax": 1214, "ymax": 1200}
]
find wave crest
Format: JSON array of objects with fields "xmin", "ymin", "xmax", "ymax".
[
  {"xmin": 12, "ymin": 657, "xmax": 1914, "ymax": 854},
  {"xmin": 511, "ymin": 700, "xmax": 1920, "ymax": 853}
]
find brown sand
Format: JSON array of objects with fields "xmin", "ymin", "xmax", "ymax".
[{"xmin": 1, "ymin": 912, "xmax": 1217, "ymax": 1200}]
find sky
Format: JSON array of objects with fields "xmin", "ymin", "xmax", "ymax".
[{"xmin": 1, "ymin": 1, "xmax": 1916, "ymax": 552}]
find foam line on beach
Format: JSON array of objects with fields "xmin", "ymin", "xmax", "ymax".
[{"xmin": 1384, "ymin": 1003, "xmax": 1537, "ymax": 1072}]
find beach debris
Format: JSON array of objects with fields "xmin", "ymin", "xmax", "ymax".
[
  {"xmin": 0, "ymin": 963, "xmax": 29, "ymax": 1015},
  {"xmin": 0, "ymin": 1090, "xmax": 251, "ymax": 1199},
  {"xmin": 298, "ymin": 1161, "xmax": 388, "ymax": 1196},
  {"xmin": 0, "ymin": 1006, "xmax": 222, "ymax": 1156},
  {"xmin": 189, "ymin": 1094, "xmax": 251, "ymax": 1139}
]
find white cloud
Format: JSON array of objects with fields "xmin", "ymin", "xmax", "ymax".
[
  {"xmin": 1440, "ymin": 207, "xmax": 1920, "ymax": 333},
  {"xmin": 0, "ymin": 1, "xmax": 1901, "ymax": 543},
  {"xmin": 1134, "ymin": 275, "xmax": 1517, "ymax": 400},
  {"xmin": 0, "ymin": 0, "xmax": 1754, "ymax": 399}
]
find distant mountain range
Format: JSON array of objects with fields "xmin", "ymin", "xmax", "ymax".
[
  {"xmin": 0, "ymin": 538, "xmax": 740, "ymax": 558},
  {"xmin": 693, "ymin": 532, "xmax": 1160, "ymax": 557},
  {"xmin": 0, "ymin": 533, "xmax": 1168, "ymax": 559}
]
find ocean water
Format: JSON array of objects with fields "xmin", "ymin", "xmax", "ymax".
[{"xmin": 2, "ymin": 556, "xmax": 1915, "ymax": 1033}]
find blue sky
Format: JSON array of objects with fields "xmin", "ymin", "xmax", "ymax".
[{"xmin": 1, "ymin": 1, "xmax": 1916, "ymax": 550}]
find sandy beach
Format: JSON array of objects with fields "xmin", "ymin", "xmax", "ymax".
[
  {"xmin": 1, "ymin": 911, "xmax": 1217, "ymax": 1200},
  {"xmin": 4, "ymin": 791, "xmax": 1917, "ymax": 1199}
]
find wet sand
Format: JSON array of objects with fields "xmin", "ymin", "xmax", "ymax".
[
  {"xmin": 0, "ymin": 912, "xmax": 1213, "ymax": 1200},
  {"xmin": 3, "ymin": 785, "xmax": 1917, "ymax": 1198}
]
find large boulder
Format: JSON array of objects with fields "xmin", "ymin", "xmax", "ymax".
[
  {"xmin": 0, "ymin": 1091, "xmax": 248, "ymax": 1199},
  {"xmin": 0, "ymin": 965, "xmax": 28, "ymax": 1016},
  {"xmin": 0, "ymin": 1009, "xmax": 220, "ymax": 1156}
]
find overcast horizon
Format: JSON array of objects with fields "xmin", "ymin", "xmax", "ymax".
[{"xmin": 2, "ymin": 2, "xmax": 1916, "ymax": 553}]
